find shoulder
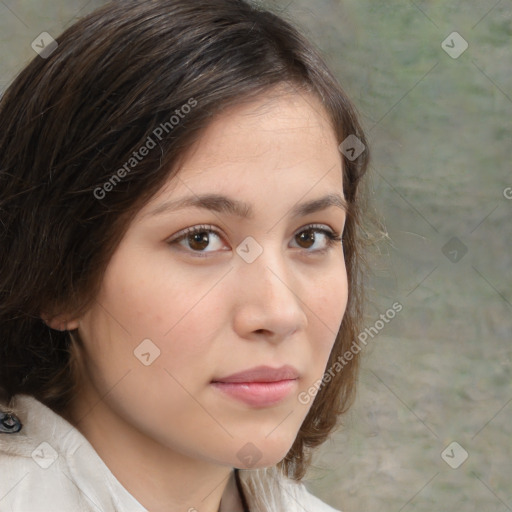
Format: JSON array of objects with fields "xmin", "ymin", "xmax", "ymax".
[
  {"xmin": 0, "ymin": 394, "xmax": 146, "ymax": 512},
  {"xmin": 280, "ymin": 475, "xmax": 342, "ymax": 512},
  {"xmin": 0, "ymin": 394, "xmax": 90, "ymax": 510},
  {"xmin": 300, "ymin": 486, "xmax": 342, "ymax": 512},
  {"xmin": 239, "ymin": 466, "xmax": 341, "ymax": 512}
]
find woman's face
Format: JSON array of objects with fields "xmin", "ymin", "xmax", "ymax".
[{"xmin": 72, "ymin": 88, "xmax": 348, "ymax": 469}]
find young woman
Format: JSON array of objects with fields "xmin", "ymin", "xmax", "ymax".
[{"xmin": 0, "ymin": 1, "xmax": 371, "ymax": 511}]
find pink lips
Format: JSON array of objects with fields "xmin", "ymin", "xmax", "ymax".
[{"xmin": 211, "ymin": 365, "xmax": 299, "ymax": 407}]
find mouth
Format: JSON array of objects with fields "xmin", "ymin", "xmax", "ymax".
[
  {"xmin": 211, "ymin": 365, "xmax": 300, "ymax": 407},
  {"xmin": 211, "ymin": 364, "xmax": 300, "ymax": 384},
  {"xmin": 211, "ymin": 380, "xmax": 298, "ymax": 407}
]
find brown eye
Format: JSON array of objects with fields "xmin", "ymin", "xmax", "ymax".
[
  {"xmin": 187, "ymin": 230, "xmax": 210, "ymax": 251},
  {"xmin": 296, "ymin": 229, "xmax": 317, "ymax": 249},
  {"xmin": 167, "ymin": 224, "xmax": 342, "ymax": 258},
  {"xmin": 169, "ymin": 225, "xmax": 226, "ymax": 256},
  {"xmin": 292, "ymin": 225, "xmax": 342, "ymax": 253}
]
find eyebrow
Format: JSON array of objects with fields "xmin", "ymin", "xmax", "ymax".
[{"xmin": 145, "ymin": 192, "xmax": 348, "ymax": 220}]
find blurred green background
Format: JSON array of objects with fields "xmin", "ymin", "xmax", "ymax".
[{"xmin": 1, "ymin": 1, "xmax": 511, "ymax": 511}]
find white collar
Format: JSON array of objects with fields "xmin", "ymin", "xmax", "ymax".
[{"xmin": 0, "ymin": 394, "xmax": 337, "ymax": 512}]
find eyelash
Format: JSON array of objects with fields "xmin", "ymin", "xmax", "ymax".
[{"xmin": 167, "ymin": 224, "xmax": 343, "ymax": 258}]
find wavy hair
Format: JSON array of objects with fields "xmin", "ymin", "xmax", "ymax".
[{"xmin": 0, "ymin": 0, "xmax": 371, "ymax": 481}]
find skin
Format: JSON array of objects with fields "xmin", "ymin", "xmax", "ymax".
[{"xmin": 45, "ymin": 86, "xmax": 349, "ymax": 512}]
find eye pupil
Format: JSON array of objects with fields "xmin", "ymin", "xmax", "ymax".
[
  {"xmin": 297, "ymin": 230, "xmax": 314, "ymax": 248},
  {"xmin": 189, "ymin": 231, "xmax": 209, "ymax": 250}
]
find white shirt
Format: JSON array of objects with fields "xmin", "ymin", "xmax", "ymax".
[{"xmin": 0, "ymin": 394, "xmax": 341, "ymax": 512}]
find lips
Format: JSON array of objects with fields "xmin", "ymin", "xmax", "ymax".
[
  {"xmin": 210, "ymin": 365, "xmax": 300, "ymax": 407},
  {"xmin": 211, "ymin": 365, "xmax": 300, "ymax": 384}
]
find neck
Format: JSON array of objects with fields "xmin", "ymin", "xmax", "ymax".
[{"xmin": 63, "ymin": 384, "xmax": 237, "ymax": 512}]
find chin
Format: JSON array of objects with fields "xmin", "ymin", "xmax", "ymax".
[{"xmin": 231, "ymin": 437, "xmax": 296, "ymax": 470}]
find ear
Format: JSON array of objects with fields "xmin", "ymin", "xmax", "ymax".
[{"xmin": 41, "ymin": 313, "xmax": 79, "ymax": 332}]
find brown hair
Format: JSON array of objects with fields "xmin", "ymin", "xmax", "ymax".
[{"xmin": 0, "ymin": 0, "xmax": 370, "ymax": 481}]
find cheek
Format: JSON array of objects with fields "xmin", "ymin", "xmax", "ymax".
[
  {"xmin": 309, "ymin": 263, "xmax": 348, "ymax": 336},
  {"xmin": 77, "ymin": 272, "xmax": 222, "ymax": 426},
  {"xmin": 92, "ymin": 255, "xmax": 224, "ymax": 378},
  {"xmin": 97, "ymin": 248, "xmax": 201, "ymax": 338},
  {"xmin": 305, "ymin": 266, "xmax": 348, "ymax": 373}
]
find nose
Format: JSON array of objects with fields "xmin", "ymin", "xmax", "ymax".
[{"xmin": 231, "ymin": 241, "xmax": 308, "ymax": 342}]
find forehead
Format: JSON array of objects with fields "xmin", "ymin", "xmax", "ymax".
[
  {"xmin": 195, "ymin": 89, "xmax": 336, "ymax": 156},
  {"xmin": 152, "ymin": 89, "xmax": 342, "ymax": 199}
]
